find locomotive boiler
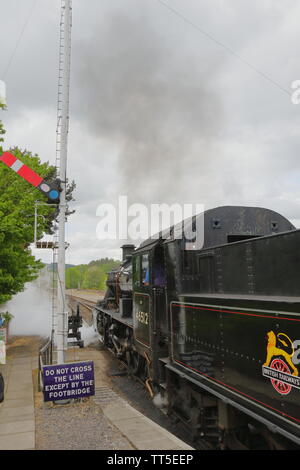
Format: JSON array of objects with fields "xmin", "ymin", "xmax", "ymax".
[{"xmin": 93, "ymin": 205, "xmax": 300, "ymax": 449}]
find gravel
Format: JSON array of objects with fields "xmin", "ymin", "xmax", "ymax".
[{"xmin": 35, "ymin": 399, "xmax": 134, "ymax": 450}]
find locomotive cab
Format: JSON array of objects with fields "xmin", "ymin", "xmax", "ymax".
[{"xmin": 132, "ymin": 242, "xmax": 168, "ymax": 372}]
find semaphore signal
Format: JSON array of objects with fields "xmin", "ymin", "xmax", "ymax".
[{"xmin": 0, "ymin": 151, "xmax": 61, "ymax": 203}]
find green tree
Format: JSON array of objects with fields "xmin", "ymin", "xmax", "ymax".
[
  {"xmin": 82, "ymin": 266, "xmax": 106, "ymax": 290},
  {"xmin": 66, "ymin": 266, "xmax": 82, "ymax": 289},
  {"xmin": 0, "ymin": 106, "xmax": 74, "ymax": 304},
  {"xmin": 66, "ymin": 259, "xmax": 121, "ymax": 291},
  {"xmin": 0, "ymin": 105, "xmax": 5, "ymax": 153}
]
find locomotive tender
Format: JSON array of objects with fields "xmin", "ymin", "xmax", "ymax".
[{"xmin": 93, "ymin": 205, "xmax": 300, "ymax": 449}]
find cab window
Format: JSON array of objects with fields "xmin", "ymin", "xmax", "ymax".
[
  {"xmin": 133, "ymin": 255, "xmax": 141, "ymax": 287},
  {"xmin": 141, "ymin": 254, "xmax": 150, "ymax": 286}
]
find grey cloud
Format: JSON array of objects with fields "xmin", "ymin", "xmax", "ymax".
[
  {"xmin": 71, "ymin": 1, "xmax": 223, "ymax": 205},
  {"xmin": 2, "ymin": 0, "xmax": 300, "ymax": 264}
]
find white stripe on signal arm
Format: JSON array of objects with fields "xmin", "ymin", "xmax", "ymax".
[{"xmin": 10, "ymin": 160, "xmax": 23, "ymax": 172}]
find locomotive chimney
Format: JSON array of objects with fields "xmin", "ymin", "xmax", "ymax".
[{"xmin": 121, "ymin": 244, "xmax": 135, "ymax": 261}]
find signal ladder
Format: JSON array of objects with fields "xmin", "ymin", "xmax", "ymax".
[
  {"xmin": 56, "ymin": 0, "xmax": 72, "ymax": 177},
  {"xmin": 54, "ymin": 0, "xmax": 72, "ymax": 357}
]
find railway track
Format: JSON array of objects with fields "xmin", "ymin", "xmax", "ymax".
[
  {"xmin": 67, "ymin": 293, "xmax": 157, "ymax": 397},
  {"xmin": 67, "ymin": 293, "xmax": 148, "ymax": 379},
  {"xmin": 67, "ymin": 294, "xmax": 97, "ymax": 326},
  {"xmin": 69, "ymin": 296, "xmax": 97, "ymax": 308}
]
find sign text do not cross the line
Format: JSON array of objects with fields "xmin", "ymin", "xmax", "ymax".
[{"xmin": 43, "ymin": 361, "xmax": 95, "ymax": 402}]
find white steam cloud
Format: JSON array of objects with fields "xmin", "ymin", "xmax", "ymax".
[
  {"xmin": 5, "ymin": 267, "xmax": 52, "ymax": 337},
  {"xmin": 153, "ymin": 392, "xmax": 169, "ymax": 410},
  {"xmin": 79, "ymin": 324, "xmax": 99, "ymax": 347}
]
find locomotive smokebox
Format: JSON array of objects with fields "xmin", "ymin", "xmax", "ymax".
[{"xmin": 121, "ymin": 244, "xmax": 135, "ymax": 261}]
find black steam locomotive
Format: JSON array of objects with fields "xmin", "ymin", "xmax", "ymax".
[{"xmin": 93, "ymin": 205, "xmax": 300, "ymax": 449}]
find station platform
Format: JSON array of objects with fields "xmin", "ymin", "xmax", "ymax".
[
  {"xmin": 94, "ymin": 386, "xmax": 193, "ymax": 450},
  {"xmin": 0, "ymin": 353, "xmax": 36, "ymax": 450},
  {"xmin": 0, "ymin": 337, "xmax": 193, "ymax": 451}
]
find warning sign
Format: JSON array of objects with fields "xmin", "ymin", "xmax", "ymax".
[{"xmin": 43, "ymin": 361, "xmax": 95, "ymax": 402}]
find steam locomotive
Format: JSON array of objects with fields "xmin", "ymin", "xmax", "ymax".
[{"xmin": 93, "ymin": 205, "xmax": 300, "ymax": 449}]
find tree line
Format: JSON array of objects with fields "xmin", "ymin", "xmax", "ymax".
[{"xmin": 65, "ymin": 258, "xmax": 121, "ymax": 291}]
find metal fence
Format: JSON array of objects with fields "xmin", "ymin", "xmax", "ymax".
[{"xmin": 38, "ymin": 336, "xmax": 53, "ymax": 392}]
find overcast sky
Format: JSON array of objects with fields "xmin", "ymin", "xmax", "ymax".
[{"xmin": 1, "ymin": 0, "xmax": 300, "ymax": 265}]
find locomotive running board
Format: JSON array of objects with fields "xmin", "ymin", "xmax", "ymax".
[{"xmin": 165, "ymin": 362, "xmax": 300, "ymax": 447}]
